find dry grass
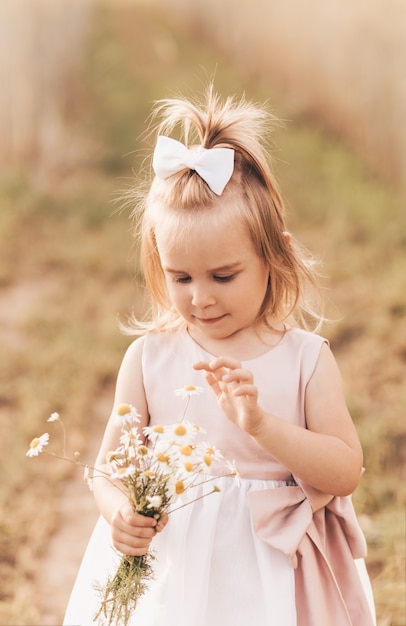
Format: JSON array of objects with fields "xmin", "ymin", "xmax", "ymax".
[{"xmin": 0, "ymin": 2, "xmax": 404, "ymax": 624}]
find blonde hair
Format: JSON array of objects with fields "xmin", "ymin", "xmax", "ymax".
[{"xmin": 126, "ymin": 87, "xmax": 324, "ymax": 334}]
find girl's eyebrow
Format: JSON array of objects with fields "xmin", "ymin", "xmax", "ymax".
[
  {"xmin": 164, "ymin": 262, "xmax": 243, "ymax": 274},
  {"xmin": 210, "ymin": 262, "xmax": 243, "ymax": 273}
]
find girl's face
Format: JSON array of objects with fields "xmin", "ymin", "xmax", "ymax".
[{"xmin": 155, "ymin": 213, "xmax": 270, "ymax": 345}]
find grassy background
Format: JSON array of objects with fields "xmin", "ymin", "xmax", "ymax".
[{"xmin": 0, "ymin": 2, "xmax": 405, "ymax": 624}]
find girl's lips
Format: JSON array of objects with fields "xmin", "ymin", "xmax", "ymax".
[{"xmin": 195, "ymin": 314, "xmax": 226, "ymax": 325}]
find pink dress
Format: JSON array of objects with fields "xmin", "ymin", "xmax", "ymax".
[{"xmin": 63, "ymin": 327, "xmax": 376, "ymax": 626}]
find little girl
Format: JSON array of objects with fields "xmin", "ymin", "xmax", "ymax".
[{"xmin": 63, "ymin": 88, "xmax": 376, "ymax": 625}]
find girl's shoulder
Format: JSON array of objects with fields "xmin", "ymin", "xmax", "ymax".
[
  {"xmin": 118, "ymin": 335, "xmax": 147, "ymax": 374},
  {"xmin": 284, "ymin": 326, "xmax": 328, "ymax": 347},
  {"xmin": 280, "ymin": 327, "xmax": 329, "ymax": 375},
  {"xmin": 123, "ymin": 334, "xmax": 147, "ymax": 357},
  {"xmin": 142, "ymin": 327, "xmax": 192, "ymax": 362}
]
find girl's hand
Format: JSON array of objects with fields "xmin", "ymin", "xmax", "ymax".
[
  {"xmin": 110, "ymin": 502, "xmax": 168, "ymax": 556},
  {"xmin": 193, "ymin": 357, "xmax": 264, "ymax": 435}
]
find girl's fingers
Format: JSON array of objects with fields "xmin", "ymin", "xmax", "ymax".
[
  {"xmin": 112, "ymin": 504, "xmax": 158, "ymax": 532},
  {"xmin": 155, "ymin": 514, "xmax": 168, "ymax": 533},
  {"xmin": 209, "ymin": 356, "xmax": 242, "ymax": 371},
  {"xmin": 193, "ymin": 360, "xmax": 211, "ymax": 372},
  {"xmin": 127, "ymin": 511, "xmax": 157, "ymax": 528},
  {"xmin": 203, "ymin": 372, "xmax": 224, "ymax": 398},
  {"xmin": 112, "ymin": 525, "xmax": 155, "ymax": 544},
  {"xmin": 194, "ymin": 362, "xmax": 229, "ymax": 385},
  {"xmin": 231, "ymin": 383, "xmax": 258, "ymax": 399},
  {"xmin": 194, "ymin": 359, "xmax": 248, "ymax": 381},
  {"xmin": 193, "ymin": 357, "xmax": 241, "ymax": 373},
  {"xmin": 112, "ymin": 518, "xmax": 156, "ymax": 540},
  {"xmin": 194, "ymin": 361, "xmax": 227, "ymax": 388},
  {"xmin": 194, "ymin": 360, "xmax": 255, "ymax": 396},
  {"xmin": 113, "ymin": 533, "xmax": 152, "ymax": 556},
  {"xmin": 222, "ymin": 368, "xmax": 253, "ymax": 384},
  {"xmin": 111, "ymin": 509, "xmax": 168, "ymax": 555},
  {"xmin": 114, "ymin": 543, "xmax": 148, "ymax": 557}
]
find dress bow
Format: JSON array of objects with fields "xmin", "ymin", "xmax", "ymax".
[{"xmin": 248, "ymin": 479, "xmax": 373, "ymax": 626}]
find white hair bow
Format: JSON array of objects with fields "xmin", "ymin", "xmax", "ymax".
[{"xmin": 152, "ymin": 135, "xmax": 234, "ymax": 196}]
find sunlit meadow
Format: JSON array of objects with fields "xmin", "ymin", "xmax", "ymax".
[{"xmin": 0, "ymin": 2, "xmax": 404, "ymax": 624}]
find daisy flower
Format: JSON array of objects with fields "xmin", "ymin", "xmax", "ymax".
[
  {"xmin": 166, "ymin": 476, "xmax": 188, "ymax": 499},
  {"xmin": 181, "ymin": 460, "xmax": 196, "ymax": 473},
  {"xmin": 146, "ymin": 495, "xmax": 163, "ymax": 510},
  {"xmin": 143, "ymin": 424, "xmax": 166, "ymax": 442},
  {"xmin": 120, "ymin": 427, "xmax": 141, "ymax": 455},
  {"xmin": 47, "ymin": 412, "xmax": 60, "ymax": 422},
  {"xmin": 199, "ymin": 442, "xmax": 223, "ymax": 462},
  {"xmin": 167, "ymin": 421, "xmax": 200, "ymax": 444},
  {"xmin": 170, "ymin": 443, "xmax": 203, "ymax": 470},
  {"xmin": 110, "ymin": 465, "xmax": 136, "ymax": 480},
  {"xmin": 174, "ymin": 385, "xmax": 204, "ymax": 399},
  {"xmin": 226, "ymin": 460, "xmax": 241, "ymax": 486},
  {"xmin": 112, "ymin": 403, "xmax": 141, "ymax": 428},
  {"xmin": 105, "ymin": 449, "xmax": 126, "ymax": 470},
  {"xmin": 153, "ymin": 448, "xmax": 172, "ymax": 466},
  {"xmin": 26, "ymin": 433, "xmax": 50, "ymax": 457}
]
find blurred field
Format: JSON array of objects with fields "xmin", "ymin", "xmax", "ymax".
[
  {"xmin": 0, "ymin": 0, "xmax": 93, "ymax": 181},
  {"xmin": 0, "ymin": 1, "xmax": 405, "ymax": 624},
  {"xmin": 161, "ymin": 0, "xmax": 406, "ymax": 188}
]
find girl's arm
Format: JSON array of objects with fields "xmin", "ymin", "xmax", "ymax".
[
  {"xmin": 92, "ymin": 336, "xmax": 166, "ymax": 556},
  {"xmin": 194, "ymin": 343, "xmax": 363, "ymax": 497}
]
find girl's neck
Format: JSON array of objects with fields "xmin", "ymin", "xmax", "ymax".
[{"xmin": 187, "ymin": 321, "xmax": 286, "ymax": 361}]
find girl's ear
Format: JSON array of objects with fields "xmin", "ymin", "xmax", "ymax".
[{"xmin": 282, "ymin": 231, "xmax": 292, "ymax": 245}]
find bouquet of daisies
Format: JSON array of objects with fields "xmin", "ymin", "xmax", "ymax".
[{"xmin": 27, "ymin": 386, "xmax": 239, "ymax": 626}]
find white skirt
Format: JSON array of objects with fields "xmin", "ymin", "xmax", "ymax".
[
  {"xmin": 63, "ymin": 476, "xmax": 297, "ymax": 626},
  {"xmin": 63, "ymin": 475, "xmax": 375, "ymax": 626}
]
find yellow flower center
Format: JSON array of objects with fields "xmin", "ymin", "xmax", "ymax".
[
  {"xmin": 184, "ymin": 385, "xmax": 196, "ymax": 391},
  {"xmin": 137, "ymin": 445, "xmax": 148, "ymax": 456},
  {"xmin": 153, "ymin": 425, "xmax": 164, "ymax": 433},
  {"xmin": 30, "ymin": 438, "xmax": 40, "ymax": 449},
  {"xmin": 175, "ymin": 480, "xmax": 185, "ymax": 494},
  {"xmin": 174, "ymin": 424, "xmax": 187, "ymax": 436},
  {"xmin": 117, "ymin": 403, "xmax": 131, "ymax": 416},
  {"xmin": 184, "ymin": 462, "xmax": 194, "ymax": 472},
  {"xmin": 206, "ymin": 447, "xmax": 215, "ymax": 455},
  {"xmin": 157, "ymin": 452, "xmax": 170, "ymax": 464},
  {"xmin": 145, "ymin": 470, "xmax": 156, "ymax": 477},
  {"xmin": 180, "ymin": 445, "xmax": 193, "ymax": 456},
  {"xmin": 204, "ymin": 455, "xmax": 213, "ymax": 466}
]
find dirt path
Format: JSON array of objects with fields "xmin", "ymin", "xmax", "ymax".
[
  {"xmin": 0, "ymin": 280, "xmax": 103, "ymax": 623},
  {"xmin": 36, "ymin": 468, "xmax": 99, "ymax": 624},
  {"xmin": 35, "ymin": 391, "xmax": 112, "ymax": 624}
]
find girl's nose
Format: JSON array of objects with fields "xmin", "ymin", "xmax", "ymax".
[{"xmin": 191, "ymin": 285, "xmax": 216, "ymax": 308}]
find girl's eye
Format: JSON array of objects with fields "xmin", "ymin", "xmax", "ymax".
[
  {"xmin": 173, "ymin": 276, "xmax": 191, "ymax": 284},
  {"xmin": 213, "ymin": 274, "xmax": 235, "ymax": 283}
]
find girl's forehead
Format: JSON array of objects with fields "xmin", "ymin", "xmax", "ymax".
[{"xmin": 154, "ymin": 213, "xmax": 259, "ymax": 272}]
